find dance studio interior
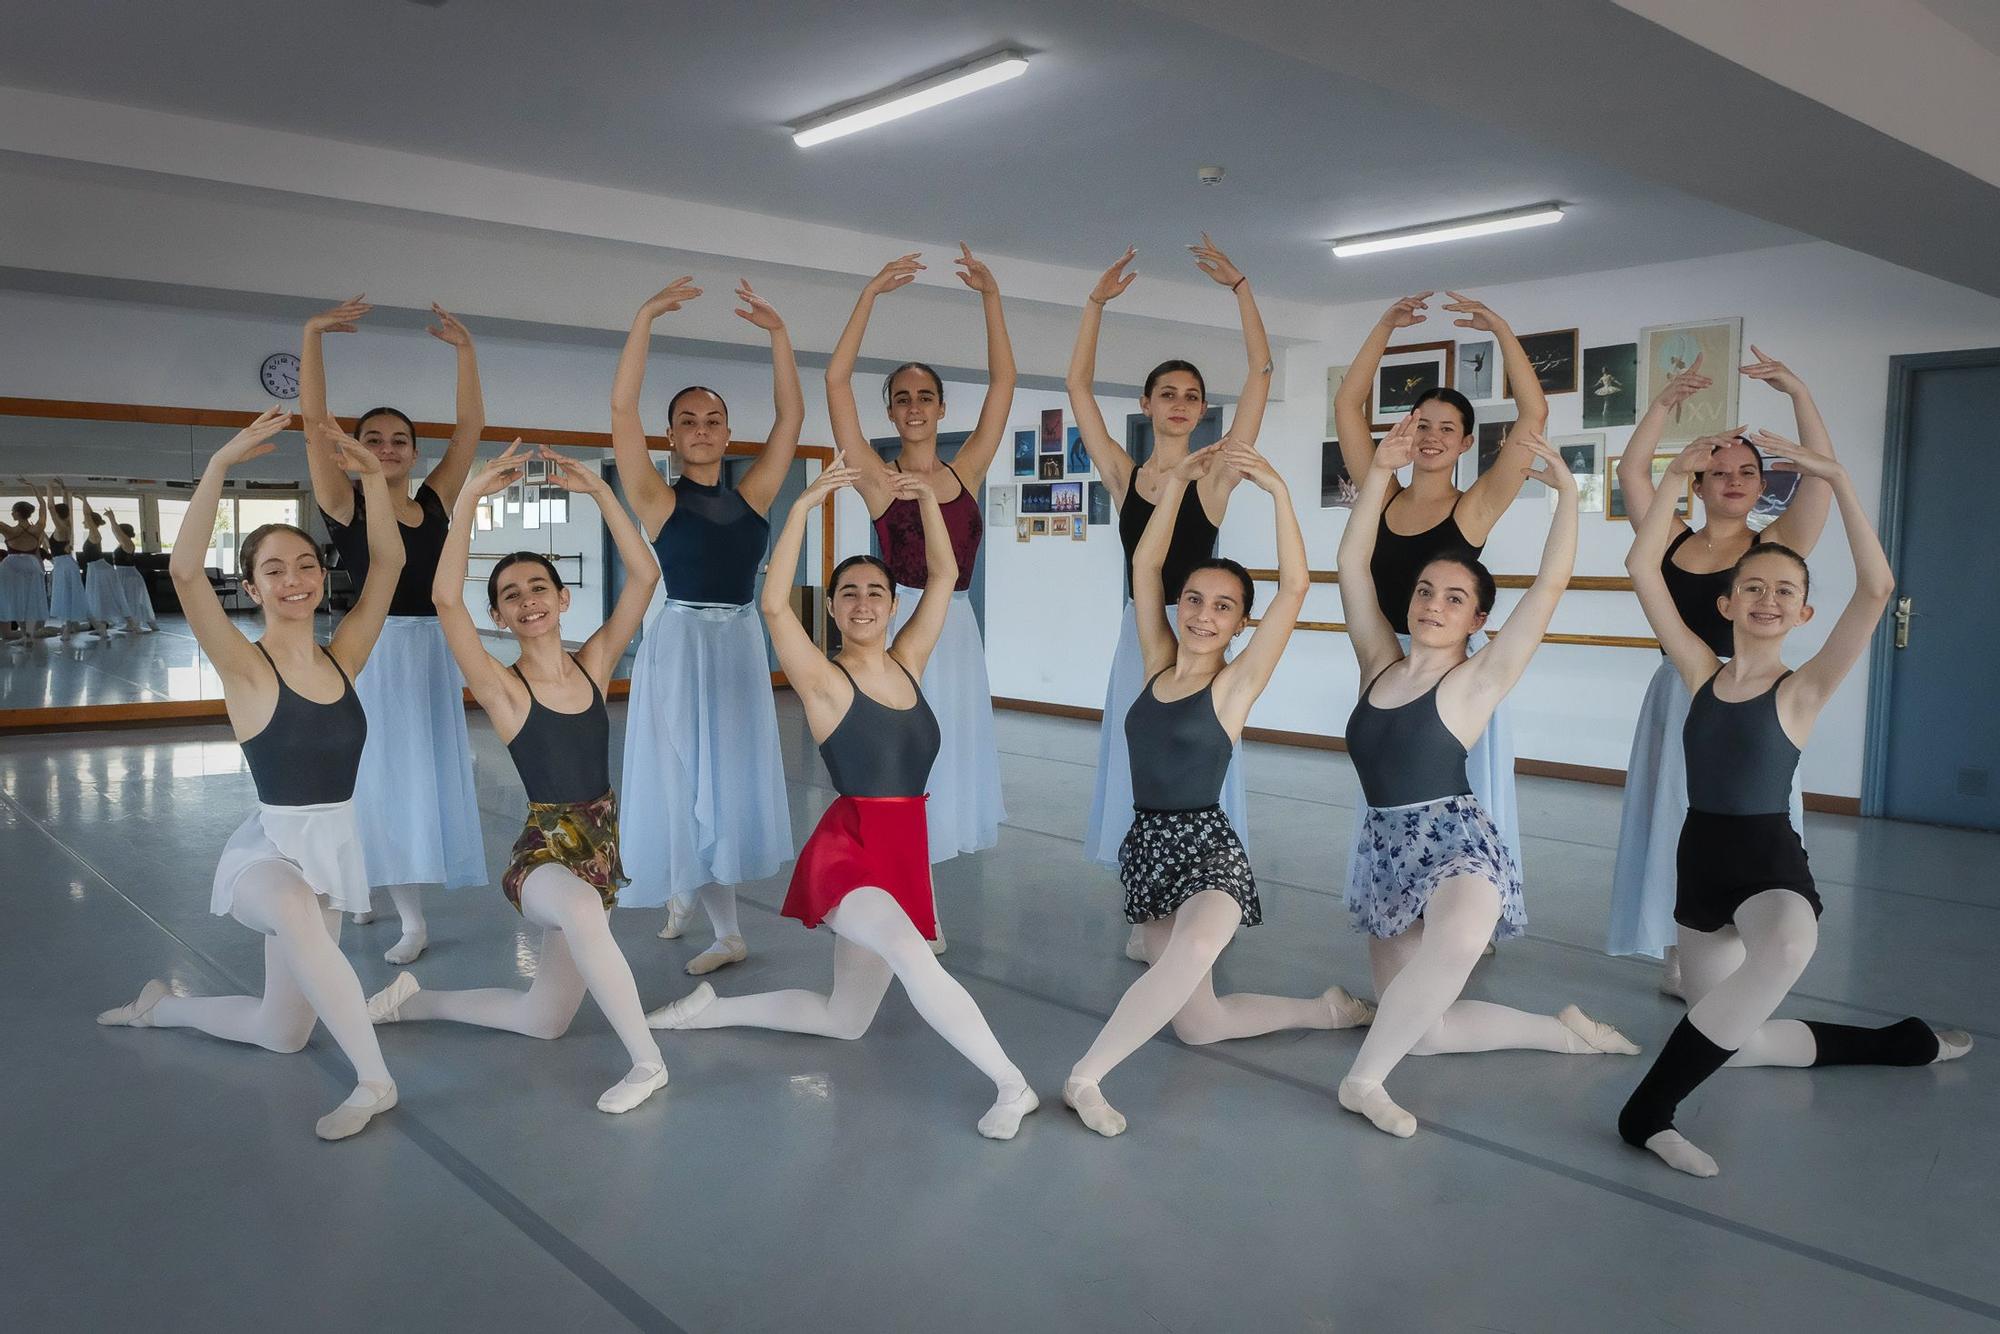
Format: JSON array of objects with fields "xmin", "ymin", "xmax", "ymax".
[{"xmin": 6, "ymin": 3, "xmax": 1998, "ymax": 1331}]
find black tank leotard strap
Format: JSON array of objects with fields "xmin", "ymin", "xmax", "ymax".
[
  {"xmin": 1369, "ymin": 503, "xmax": 1482, "ymax": 637},
  {"xmin": 504, "ymin": 656, "xmax": 612, "ymax": 805},
  {"xmin": 1663, "ymin": 527, "xmax": 1760, "ymax": 658},
  {"xmin": 1119, "ymin": 481, "xmax": 1219, "ymax": 605},
  {"xmin": 1683, "ymin": 670, "xmax": 1799, "ymax": 815},
  {"xmin": 322, "ymin": 481, "xmax": 450, "ymax": 618},
  {"xmin": 1124, "ymin": 670, "xmax": 1233, "ymax": 810},
  {"xmin": 239, "ymin": 641, "xmax": 368, "ymax": 806},
  {"xmin": 1344, "ymin": 662, "xmax": 1474, "ymax": 808},
  {"xmin": 818, "ymin": 658, "xmax": 941, "ymax": 798}
]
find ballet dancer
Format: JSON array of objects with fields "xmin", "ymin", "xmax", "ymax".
[
  {"xmin": 74, "ymin": 489, "xmax": 127, "ymax": 634},
  {"xmin": 648, "ymin": 461, "xmax": 1039, "ymax": 1140},
  {"xmin": 365, "ymin": 444, "xmax": 669, "ymax": 1114},
  {"xmin": 105, "ymin": 513, "xmax": 159, "ymax": 632},
  {"xmin": 611, "ymin": 275, "xmax": 800, "ymax": 975},
  {"xmin": 1, "ymin": 481, "xmax": 49, "ymax": 641},
  {"xmin": 1618, "ymin": 430, "xmax": 1970, "ymax": 1178},
  {"xmin": 1607, "ymin": 349, "xmax": 1834, "ymax": 993},
  {"xmin": 97, "ymin": 409, "xmax": 402, "ymax": 1141},
  {"xmin": 1062, "ymin": 439, "xmax": 1374, "ymax": 1137},
  {"xmin": 45, "ymin": 481, "xmax": 96, "ymax": 638},
  {"xmin": 1335, "ymin": 415, "xmax": 1636, "ymax": 1140},
  {"xmin": 825, "ymin": 245, "xmax": 1015, "ymax": 871},
  {"xmin": 1331, "ymin": 292, "xmax": 1549, "ymax": 882},
  {"xmin": 1069, "ymin": 238, "xmax": 1272, "ymax": 902},
  {"xmin": 302, "ymin": 295, "xmax": 487, "ymax": 963}
]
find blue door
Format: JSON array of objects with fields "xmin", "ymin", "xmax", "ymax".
[{"xmin": 1870, "ymin": 350, "xmax": 2000, "ymax": 830}]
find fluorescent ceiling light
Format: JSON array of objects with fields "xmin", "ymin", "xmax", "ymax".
[
  {"xmin": 1330, "ymin": 203, "xmax": 1565, "ymax": 258},
  {"xmin": 793, "ymin": 52, "xmax": 1029, "ymax": 148}
]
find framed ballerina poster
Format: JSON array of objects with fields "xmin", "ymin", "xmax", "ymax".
[
  {"xmin": 1372, "ymin": 341, "xmax": 1453, "ymax": 426},
  {"xmin": 1637, "ymin": 318, "xmax": 1742, "ymax": 445},
  {"xmin": 1581, "ymin": 343, "xmax": 1637, "ymax": 428}
]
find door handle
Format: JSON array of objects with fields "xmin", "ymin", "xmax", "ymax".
[{"xmin": 1894, "ymin": 595, "xmax": 1915, "ymax": 649}]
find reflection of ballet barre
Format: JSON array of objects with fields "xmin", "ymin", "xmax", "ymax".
[
  {"xmin": 1250, "ymin": 618, "xmax": 1661, "ymax": 650},
  {"xmin": 1243, "ymin": 567, "xmax": 1635, "ymax": 592},
  {"xmin": 461, "ymin": 551, "xmax": 587, "ymax": 586}
]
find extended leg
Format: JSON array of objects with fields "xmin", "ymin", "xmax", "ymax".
[{"xmin": 652, "ymin": 932, "xmax": 893, "ymax": 1038}]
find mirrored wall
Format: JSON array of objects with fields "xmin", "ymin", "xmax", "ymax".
[{"xmin": 0, "ymin": 400, "xmax": 834, "ymax": 728}]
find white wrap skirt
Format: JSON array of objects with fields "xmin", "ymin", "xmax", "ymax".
[
  {"xmin": 349, "ymin": 615, "xmax": 485, "ymax": 889},
  {"xmin": 212, "ymin": 799, "xmax": 372, "ymax": 917},
  {"xmin": 0, "ymin": 552, "xmax": 48, "ymax": 622},
  {"xmin": 47, "ymin": 554, "xmax": 88, "ymax": 621},
  {"xmin": 1607, "ymin": 657, "xmax": 1807, "ymax": 957},
  {"xmin": 888, "ymin": 588, "xmax": 1004, "ymax": 862},
  {"xmin": 84, "ymin": 560, "xmax": 124, "ymax": 623},
  {"xmin": 618, "ymin": 597, "xmax": 793, "ymax": 909},
  {"xmin": 1085, "ymin": 600, "xmax": 1248, "ymax": 868}
]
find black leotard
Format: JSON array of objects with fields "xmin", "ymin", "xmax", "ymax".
[
  {"xmin": 239, "ymin": 643, "xmax": 368, "ymax": 806},
  {"xmin": 652, "ymin": 479, "xmax": 770, "ymax": 606},
  {"xmin": 1683, "ymin": 671, "xmax": 1799, "ymax": 815},
  {"xmin": 1345, "ymin": 664, "xmax": 1473, "ymax": 807},
  {"xmin": 1124, "ymin": 671, "xmax": 1232, "ymax": 810},
  {"xmin": 504, "ymin": 657, "xmax": 612, "ymax": 804},
  {"xmin": 1370, "ymin": 505, "xmax": 1483, "ymax": 636},
  {"xmin": 1663, "ymin": 527, "xmax": 1760, "ymax": 658},
  {"xmin": 322, "ymin": 482, "xmax": 450, "ymax": 618},
  {"xmin": 1120, "ymin": 482, "xmax": 1220, "ymax": 605},
  {"xmin": 819, "ymin": 660, "xmax": 940, "ymax": 797}
]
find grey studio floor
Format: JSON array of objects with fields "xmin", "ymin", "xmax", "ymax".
[{"xmin": 4, "ymin": 685, "xmax": 1997, "ymax": 1333}]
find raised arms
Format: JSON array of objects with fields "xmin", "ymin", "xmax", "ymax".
[
  {"xmin": 730, "ymin": 280, "xmax": 806, "ymax": 515},
  {"xmin": 610, "ymin": 277, "xmax": 701, "ymax": 538},
  {"xmin": 1465, "ymin": 432, "xmax": 1578, "ymax": 703},
  {"xmin": 1211, "ymin": 443, "xmax": 1307, "ymax": 736},
  {"xmin": 301, "ymin": 296, "xmax": 373, "ymax": 527},
  {"xmin": 885, "ymin": 473, "xmax": 958, "ymax": 679},
  {"xmin": 1065, "ymin": 248, "xmax": 1140, "ymax": 501},
  {"xmin": 1741, "ymin": 347, "xmax": 1834, "ymax": 554},
  {"xmin": 556, "ymin": 448, "xmax": 661, "ymax": 682},
  {"xmin": 1454, "ymin": 293, "xmax": 1548, "ymax": 536},
  {"xmin": 928, "ymin": 245, "xmax": 1017, "ymax": 484},
  {"xmin": 1190, "ymin": 235, "xmax": 1273, "ymax": 450},
  {"xmin": 826, "ymin": 256, "xmax": 922, "ymax": 512},
  {"xmin": 419, "ymin": 305, "xmax": 487, "ymax": 509},
  {"xmin": 1333, "ymin": 292, "xmax": 1432, "ymax": 492},
  {"xmin": 320, "ymin": 422, "xmax": 405, "ymax": 676},
  {"xmin": 1338, "ymin": 414, "xmax": 1419, "ymax": 681},
  {"xmin": 761, "ymin": 461, "xmax": 859, "ymax": 706},
  {"xmin": 1130, "ymin": 447, "xmax": 1216, "ymax": 673},
  {"xmin": 169, "ymin": 408, "xmax": 296, "ymax": 674},
  {"xmin": 436, "ymin": 445, "xmax": 534, "ymax": 730},
  {"xmin": 1617, "ymin": 354, "xmax": 1711, "ymax": 530},
  {"xmin": 1628, "ymin": 438, "xmax": 1726, "ymax": 691}
]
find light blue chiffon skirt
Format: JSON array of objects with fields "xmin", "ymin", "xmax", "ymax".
[
  {"xmin": 618, "ymin": 598, "xmax": 792, "ymax": 909},
  {"xmin": 1084, "ymin": 600, "xmax": 1248, "ymax": 869},
  {"xmin": 889, "ymin": 589, "xmax": 1004, "ymax": 863},
  {"xmin": 349, "ymin": 615, "xmax": 485, "ymax": 889},
  {"xmin": 1607, "ymin": 657, "xmax": 1806, "ymax": 957},
  {"xmin": 48, "ymin": 555, "xmax": 88, "ymax": 621},
  {"xmin": 0, "ymin": 552, "xmax": 48, "ymax": 622}
]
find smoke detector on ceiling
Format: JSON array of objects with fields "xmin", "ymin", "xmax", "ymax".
[{"xmin": 1197, "ymin": 165, "xmax": 1225, "ymax": 185}]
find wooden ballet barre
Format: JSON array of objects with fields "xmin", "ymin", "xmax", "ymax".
[
  {"xmin": 1243, "ymin": 567, "xmax": 1635, "ymax": 592},
  {"xmin": 1247, "ymin": 618, "xmax": 1660, "ymax": 650}
]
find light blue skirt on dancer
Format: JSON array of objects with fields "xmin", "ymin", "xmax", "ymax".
[
  {"xmin": 889, "ymin": 588, "xmax": 1003, "ymax": 862},
  {"xmin": 1084, "ymin": 599, "xmax": 1248, "ymax": 869},
  {"xmin": 0, "ymin": 551, "xmax": 48, "ymax": 622},
  {"xmin": 618, "ymin": 597, "xmax": 792, "ymax": 909},
  {"xmin": 114, "ymin": 565, "xmax": 157, "ymax": 627},
  {"xmin": 48, "ymin": 554, "xmax": 88, "ymax": 621},
  {"xmin": 350, "ymin": 615, "xmax": 485, "ymax": 889},
  {"xmin": 1607, "ymin": 656, "xmax": 1806, "ymax": 958},
  {"xmin": 83, "ymin": 561, "xmax": 123, "ymax": 624}
]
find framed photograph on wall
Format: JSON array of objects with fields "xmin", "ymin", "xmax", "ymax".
[
  {"xmin": 1015, "ymin": 515, "xmax": 1030, "ymax": 542},
  {"xmin": 1065, "ymin": 426, "xmax": 1091, "ymax": 476},
  {"xmin": 1039, "ymin": 407, "xmax": 1064, "ymax": 455},
  {"xmin": 1071, "ymin": 516, "xmax": 1088, "ymax": 541},
  {"xmin": 1551, "ymin": 432, "xmax": 1606, "ymax": 513},
  {"xmin": 1029, "ymin": 516, "xmax": 1050, "ymax": 536},
  {"xmin": 1637, "ymin": 317, "xmax": 1743, "ymax": 445},
  {"xmin": 1607, "ymin": 453, "xmax": 1692, "ymax": 522},
  {"xmin": 1748, "ymin": 461, "xmax": 1802, "ymax": 532},
  {"xmin": 1456, "ymin": 339, "xmax": 1499, "ymax": 402},
  {"xmin": 1326, "ymin": 362, "xmax": 1364, "ymax": 436},
  {"xmin": 1088, "ymin": 480, "xmax": 1112, "ymax": 526},
  {"xmin": 1514, "ymin": 328, "xmax": 1580, "ymax": 395},
  {"xmin": 1019, "ymin": 483, "xmax": 1052, "ymax": 515},
  {"xmin": 1038, "ymin": 455, "xmax": 1064, "ymax": 480},
  {"xmin": 1458, "ymin": 399, "xmax": 1520, "ymax": 490},
  {"xmin": 1321, "ymin": 441, "xmax": 1359, "ymax": 509},
  {"xmin": 1372, "ymin": 341, "xmax": 1453, "ymax": 425},
  {"xmin": 1051, "ymin": 515, "xmax": 1071, "ymax": 536},
  {"xmin": 1049, "ymin": 481, "xmax": 1082, "ymax": 514},
  {"xmin": 1581, "ymin": 343, "xmax": 1638, "ymax": 428},
  {"xmin": 1013, "ymin": 429, "xmax": 1036, "ymax": 477}
]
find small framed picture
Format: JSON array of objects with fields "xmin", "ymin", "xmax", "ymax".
[
  {"xmin": 1019, "ymin": 483, "xmax": 1052, "ymax": 515},
  {"xmin": 1551, "ymin": 432, "xmax": 1605, "ymax": 514},
  {"xmin": 525, "ymin": 458, "xmax": 549, "ymax": 482},
  {"xmin": 1373, "ymin": 341, "xmax": 1453, "ymax": 426},
  {"xmin": 1049, "ymin": 481, "xmax": 1082, "ymax": 514},
  {"xmin": 1038, "ymin": 455, "xmax": 1064, "ymax": 481},
  {"xmin": 1607, "ymin": 453, "xmax": 1692, "ymax": 522},
  {"xmin": 1637, "ymin": 317, "xmax": 1744, "ymax": 445},
  {"xmin": 1013, "ymin": 429, "xmax": 1036, "ymax": 478},
  {"xmin": 1039, "ymin": 408, "xmax": 1064, "ymax": 455},
  {"xmin": 1051, "ymin": 515, "xmax": 1071, "ymax": 536},
  {"xmin": 475, "ymin": 500, "xmax": 494, "ymax": 532},
  {"xmin": 1065, "ymin": 426, "xmax": 1091, "ymax": 477},
  {"xmin": 1015, "ymin": 515, "xmax": 1030, "ymax": 543},
  {"xmin": 505, "ymin": 483, "xmax": 522, "ymax": 515},
  {"xmin": 1514, "ymin": 329, "xmax": 1580, "ymax": 395},
  {"xmin": 1071, "ymin": 515, "xmax": 1088, "ymax": 541},
  {"xmin": 1748, "ymin": 462, "xmax": 1802, "ymax": 532},
  {"xmin": 1456, "ymin": 339, "xmax": 1500, "ymax": 402},
  {"xmin": 988, "ymin": 489, "xmax": 1012, "ymax": 527},
  {"xmin": 1457, "ymin": 399, "xmax": 1519, "ymax": 491},
  {"xmin": 544, "ymin": 491, "xmax": 569, "ymax": 525},
  {"xmin": 1320, "ymin": 441, "xmax": 1358, "ymax": 509},
  {"xmin": 1581, "ymin": 343, "xmax": 1638, "ymax": 428},
  {"xmin": 522, "ymin": 486, "xmax": 541, "ymax": 530},
  {"xmin": 1088, "ymin": 480, "xmax": 1113, "ymax": 526},
  {"xmin": 1030, "ymin": 516, "xmax": 1050, "ymax": 536}
]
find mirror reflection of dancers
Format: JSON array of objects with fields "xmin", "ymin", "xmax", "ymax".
[
  {"xmin": 1067, "ymin": 237, "xmax": 1271, "ymax": 962},
  {"xmin": 45, "ymin": 481, "xmax": 97, "ymax": 639},
  {"xmin": 1331, "ymin": 292, "xmax": 1548, "ymax": 911},
  {"xmin": 104, "ymin": 511, "xmax": 159, "ymax": 633},
  {"xmin": 74, "ymin": 488, "xmax": 126, "ymax": 633},
  {"xmin": 1618, "ymin": 431, "xmax": 1970, "ymax": 1179},
  {"xmin": 1335, "ymin": 416, "xmax": 1636, "ymax": 1140},
  {"xmin": 1063, "ymin": 440, "xmax": 1373, "ymax": 1138},
  {"xmin": 1609, "ymin": 349, "xmax": 1833, "ymax": 994},
  {"xmin": 648, "ymin": 462, "xmax": 1039, "ymax": 1140},
  {"xmin": 0, "ymin": 479, "xmax": 49, "ymax": 641},
  {"xmin": 365, "ymin": 445, "xmax": 669, "ymax": 1114},
  {"xmin": 98, "ymin": 410, "xmax": 403, "ymax": 1141},
  {"xmin": 826, "ymin": 245, "xmax": 1016, "ymax": 896},
  {"xmin": 301, "ymin": 296, "xmax": 487, "ymax": 964},
  {"xmin": 611, "ymin": 276, "xmax": 801, "ymax": 977}
]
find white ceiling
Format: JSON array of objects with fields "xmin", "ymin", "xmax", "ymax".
[{"xmin": 0, "ymin": 0, "xmax": 1810, "ymax": 304}]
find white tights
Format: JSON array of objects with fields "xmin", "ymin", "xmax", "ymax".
[
  {"xmin": 676, "ymin": 888, "xmax": 1021, "ymax": 1093},
  {"xmin": 148, "ymin": 862, "xmax": 390, "ymax": 1087},
  {"xmin": 695, "ymin": 883, "xmax": 742, "ymax": 943},
  {"xmin": 1680, "ymin": 889, "xmax": 1820, "ymax": 1065},
  {"xmin": 391, "ymin": 865, "xmax": 661, "ymax": 1069}
]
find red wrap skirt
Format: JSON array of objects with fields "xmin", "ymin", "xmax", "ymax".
[{"xmin": 780, "ymin": 796, "xmax": 937, "ymax": 940}]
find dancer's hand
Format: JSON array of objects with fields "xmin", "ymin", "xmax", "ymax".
[
  {"xmin": 1521, "ymin": 430, "xmax": 1575, "ymax": 493},
  {"xmin": 212, "ymin": 405, "xmax": 294, "ymax": 468},
  {"xmin": 1376, "ymin": 292, "xmax": 1433, "ymax": 331},
  {"xmin": 888, "ymin": 471, "xmax": 937, "ymax": 505},
  {"xmin": 801, "ymin": 457, "xmax": 862, "ymax": 505},
  {"xmin": 465, "ymin": 442, "xmax": 529, "ymax": 499},
  {"xmin": 863, "ymin": 254, "xmax": 924, "ymax": 299},
  {"xmin": 732, "ymin": 279, "xmax": 785, "ymax": 331},
  {"xmin": 953, "ymin": 243, "xmax": 999, "ymax": 295},
  {"xmin": 1373, "ymin": 411, "xmax": 1419, "ymax": 472},
  {"xmin": 306, "ymin": 295, "xmax": 371, "ymax": 335},
  {"xmin": 1749, "ymin": 429, "xmax": 1847, "ymax": 482},
  {"xmin": 538, "ymin": 444, "xmax": 610, "ymax": 496},
  {"xmin": 1189, "ymin": 233, "xmax": 1244, "ymax": 288},
  {"xmin": 1442, "ymin": 290, "xmax": 1509, "ymax": 334},
  {"xmin": 638, "ymin": 276, "xmax": 703, "ymax": 320},
  {"xmin": 1740, "ymin": 345, "xmax": 1806, "ymax": 397},
  {"xmin": 310, "ymin": 420, "xmax": 384, "ymax": 477},
  {"xmin": 1220, "ymin": 440, "xmax": 1283, "ymax": 492},
  {"xmin": 426, "ymin": 304, "xmax": 474, "ymax": 348},
  {"xmin": 1653, "ymin": 353, "xmax": 1711, "ymax": 409},
  {"xmin": 1664, "ymin": 435, "xmax": 1725, "ymax": 478},
  {"xmin": 1167, "ymin": 443, "xmax": 1221, "ymax": 484},
  {"xmin": 1089, "ymin": 247, "xmax": 1138, "ymax": 305}
]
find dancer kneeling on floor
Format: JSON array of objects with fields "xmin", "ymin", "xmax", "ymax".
[
  {"xmin": 366, "ymin": 443, "xmax": 669, "ymax": 1115},
  {"xmin": 647, "ymin": 458, "xmax": 1038, "ymax": 1140},
  {"xmin": 1336, "ymin": 414, "xmax": 1637, "ymax": 1141},
  {"xmin": 1618, "ymin": 429, "xmax": 1971, "ymax": 1178},
  {"xmin": 98, "ymin": 409, "xmax": 402, "ymax": 1142},
  {"xmin": 1064, "ymin": 438, "xmax": 1375, "ymax": 1139}
]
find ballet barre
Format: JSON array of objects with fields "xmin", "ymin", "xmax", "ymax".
[{"xmin": 1240, "ymin": 568, "xmax": 1659, "ymax": 649}]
